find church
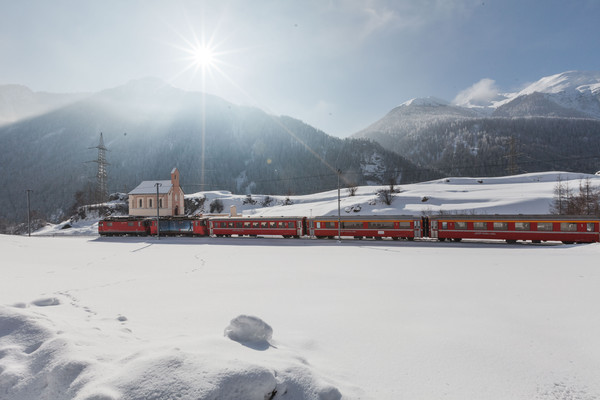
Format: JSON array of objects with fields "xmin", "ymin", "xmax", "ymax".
[{"xmin": 128, "ymin": 168, "xmax": 185, "ymax": 217}]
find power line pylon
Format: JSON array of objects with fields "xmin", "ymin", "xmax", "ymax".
[{"xmin": 89, "ymin": 132, "xmax": 110, "ymax": 203}]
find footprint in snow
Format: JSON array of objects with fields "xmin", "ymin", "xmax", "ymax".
[{"xmin": 31, "ymin": 297, "xmax": 61, "ymax": 307}]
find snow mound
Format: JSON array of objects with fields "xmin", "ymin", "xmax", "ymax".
[
  {"xmin": 0, "ymin": 304, "xmax": 343, "ymax": 400},
  {"xmin": 224, "ymin": 315, "xmax": 273, "ymax": 344}
]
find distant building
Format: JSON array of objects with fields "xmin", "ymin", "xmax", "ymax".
[{"xmin": 128, "ymin": 168, "xmax": 184, "ymax": 217}]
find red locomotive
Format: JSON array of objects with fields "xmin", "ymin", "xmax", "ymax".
[{"xmin": 98, "ymin": 217, "xmax": 149, "ymax": 236}]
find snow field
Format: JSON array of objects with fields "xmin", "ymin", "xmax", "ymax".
[{"xmin": 1, "ymin": 235, "xmax": 600, "ymax": 399}]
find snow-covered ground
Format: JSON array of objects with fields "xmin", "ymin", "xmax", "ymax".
[
  {"xmin": 35, "ymin": 171, "xmax": 600, "ymax": 236},
  {"xmin": 3, "ymin": 172, "xmax": 600, "ymax": 399}
]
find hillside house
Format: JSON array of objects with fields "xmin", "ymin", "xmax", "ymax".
[{"xmin": 129, "ymin": 168, "xmax": 185, "ymax": 217}]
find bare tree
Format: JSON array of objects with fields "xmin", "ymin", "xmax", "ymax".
[
  {"xmin": 376, "ymin": 188, "xmax": 394, "ymax": 205},
  {"xmin": 550, "ymin": 175, "xmax": 571, "ymax": 214},
  {"xmin": 346, "ymin": 184, "xmax": 358, "ymax": 197},
  {"xmin": 551, "ymin": 176, "xmax": 600, "ymax": 215},
  {"xmin": 209, "ymin": 199, "xmax": 224, "ymax": 213}
]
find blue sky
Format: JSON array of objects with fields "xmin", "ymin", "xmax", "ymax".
[{"xmin": 1, "ymin": 0, "xmax": 599, "ymax": 137}]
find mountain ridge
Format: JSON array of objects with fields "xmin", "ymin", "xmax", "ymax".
[
  {"xmin": 352, "ymin": 70, "xmax": 600, "ymax": 178},
  {"xmin": 0, "ymin": 79, "xmax": 436, "ymax": 226}
]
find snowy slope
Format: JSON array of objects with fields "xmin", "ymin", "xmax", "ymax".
[{"xmin": 36, "ymin": 171, "xmax": 600, "ymax": 236}]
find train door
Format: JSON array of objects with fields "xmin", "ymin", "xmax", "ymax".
[
  {"xmin": 309, "ymin": 220, "xmax": 315, "ymax": 238},
  {"xmin": 413, "ymin": 219, "xmax": 421, "ymax": 238},
  {"xmin": 298, "ymin": 218, "xmax": 307, "ymax": 237},
  {"xmin": 421, "ymin": 217, "xmax": 430, "ymax": 238},
  {"xmin": 429, "ymin": 220, "xmax": 438, "ymax": 238}
]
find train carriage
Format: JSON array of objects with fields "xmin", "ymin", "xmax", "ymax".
[
  {"xmin": 308, "ymin": 215, "xmax": 422, "ymax": 240},
  {"xmin": 209, "ymin": 216, "xmax": 306, "ymax": 238},
  {"xmin": 147, "ymin": 216, "xmax": 208, "ymax": 236},
  {"xmin": 429, "ymin": 215, "xmax": 600, "ymax": 244}
]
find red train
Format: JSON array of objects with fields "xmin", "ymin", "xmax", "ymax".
[{"xmin": 99, "ymin": 214, "xmax": 600, "ymax": 244}]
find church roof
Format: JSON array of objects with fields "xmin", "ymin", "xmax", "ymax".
[{"xmin": 129, "ymin": 180, "xmax": 173, "ymax": 195}]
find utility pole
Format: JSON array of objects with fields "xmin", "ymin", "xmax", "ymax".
[
  {"xmin": 26, "ymin": 189, "xmax": 32, "ymax": 237},
  {"xmin": 337, "ymin": 169, "xmax": 341, "ymax": 242},
  {"xmin": 155, "ymin": 182, "xmax": 162, "ymax": 239}
]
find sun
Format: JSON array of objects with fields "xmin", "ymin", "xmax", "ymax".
[{"xmin": 192, "ymin": 44, "xmax": 217, "ymax": 69}]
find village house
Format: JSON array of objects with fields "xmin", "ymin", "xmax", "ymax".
[{"xmin": 128, "ymin": 168, "xmax": 184, "ymax": 217}]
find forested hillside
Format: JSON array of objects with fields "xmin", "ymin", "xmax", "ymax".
[
  {"xmin": 364, "ymin": 117, "xmax": 600, "ymax": 176},
  {"xmin": 0, "ymin": 79, "xmax": 436, "ymax": 226}
]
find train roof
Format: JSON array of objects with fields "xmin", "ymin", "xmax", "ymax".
[
  {"xmin": 309, "ymin": 215, "xmax": 417, "ymax": 221},
  {"xmin": 208, "ymin": 215, "xmax": 306, "ymax": 220}
]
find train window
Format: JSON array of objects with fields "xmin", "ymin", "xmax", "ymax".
[
  {"xmin": 270, "ymin": 222, "xmax": 276, "ymax": 228},
  {"xmin": 289, "ymin": 222, "xmax": 295, "ymax": 228},
  {"xmin": 493, "ymin": 222, "xmax": 508, "ymax": 230},
  {"xmin": 587, "ymin": 223, "xmax": 594, "ymax": 232},
  {"xmin": 537, "ymin": 222, "xmax": 553, "ymax": 231},
  {"xmin": 441, "ymin": 221, "xmax": 448, "ymax": 229},
  {"xmin": 236, "ymin": 222, "xmax": 243, "ymax": 228},
  {"xmin": 128, "ymin": 222, "xmax": 134, "ymax": 226},
  {"xmin": 455, "ymin": 222, "xmax": 467, "ymax": 230},
  {"xmin": 325, "ymin": 222, "xmax": 336, "ymax": 229},
  {"xmin": 560, "ymin": 222, "xmax": 577, "ymax": 232},
  {"xmin": 398, "ymin": 221, "xmax": 411, "ymax": 229},
  {"xmin": 316, "ymin": 222, "xmax": 321, "ymax": 228},
  {"xmin": 228, "ymin": 222, "xmax": 234, "ymax": 228},
  {"xmin": 342, "ymin": 221, "xmax": 363, "ymax": 229},
  {"xmin": 278, "ymin": 222, "xmax": 285, "ymax": 228},
  {"xmin": 515, "ymin": 222, "xmax": 530, "ymax": 230},
  {"xmin": 473, "ymin": 222, "xmax": 487, "ymax": 230},
  {"xmin": 253, "ymin": 222, "xmax": 259, "ymax": 228},
  {"xmin": 244, "ymin": 222, "xmax": 251, "ymax": 228},
  {"xmin": 107, "ymin": 222, "xmax": 113, "ymax": 226},
  {"xmin": 368, "ymin": 221, "xmax": 394, "ymax": 229}
]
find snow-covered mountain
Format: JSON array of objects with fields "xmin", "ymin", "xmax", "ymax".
[
  {"xmin": 465, "ymin": 70, "xmax": 600, "ymax": 118},
  {"xmin": 353, "ymin": 71, "xmax": 600, "ymax": 177},
  {"xmin": 353, "ymin": 96, "xmax": 482, "ymax": 140}
]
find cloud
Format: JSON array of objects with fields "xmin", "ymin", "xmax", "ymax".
[
  {"xmin": 324, "ymin": 0, "xmax": 476, "ymax": 42},
  {"xmin": 453, "ymin": 78, "xmax": 500, "ymax": 107}
]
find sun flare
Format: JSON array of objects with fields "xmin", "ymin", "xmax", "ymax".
[{"xmin": 192, "ymin": 44, "xmax": 217, "ymax": 69}]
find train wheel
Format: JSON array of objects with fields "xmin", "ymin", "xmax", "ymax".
[
  {"xmin": 562, "ymin": 241, "xmax": 574, "ymax": 244},
  {"xmin": 453, "ymin": 238, "xmax": 462, "ymax": 242},
  {"xmin": 438, "ymin": 238, "xmax": 446, "ymax": 242},
  {"xmin": 392, "ymin": 237, "xmax": 399, "ymax": 241},
  {"xmin": 506, "ymin": 239, "xmax": 517, "ymax": 244}
]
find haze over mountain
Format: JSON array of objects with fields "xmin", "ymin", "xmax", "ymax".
[
  {"xmin": 0, "ymin": 84, "xmax": 88, "ymax": 126},
  {"xmin": 353, "ymin": 71, "xmax": 600, "ymax": 177},
  {"xmin": 0, "ymin": 78, "xmax": 435, "ymax": 225}
]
